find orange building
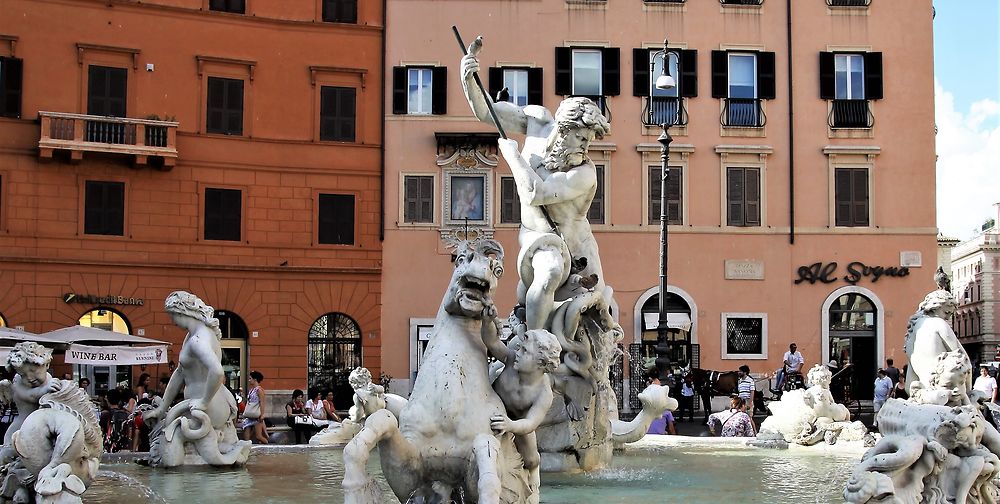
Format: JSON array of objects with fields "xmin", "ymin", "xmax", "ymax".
[
  {"xmin": 381, "ymin": 0, "xmax": 938, "ymax": 405},
  {"xmin": 0, "ymin": 0, "xmax": 383, "ymax": 410}
]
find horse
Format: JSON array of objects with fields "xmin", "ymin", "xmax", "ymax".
[{"xmin": 682, "ymin": 367, "xmax": 768, "ymax": 419}]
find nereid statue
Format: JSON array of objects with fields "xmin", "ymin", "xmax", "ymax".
[
  {"xmin": 0, "ymin": 342, "xmax": 102, "ymax": 504},
  {"xmin": 142, "ymin": 291, "xmax": 251, "ymax": 467},
  {"xmin": 845, "ymin": 288, "xmax": 1000, "ymax": 503}
]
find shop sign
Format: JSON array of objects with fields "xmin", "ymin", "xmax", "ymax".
[
  {"xmin": 62, "ymin": 293, "xmax": 144, "ymax": 306},
  {"xmin": 65, "ymin": 344, "xmax": 167, "ymax": 365},
  {"xmin": 794, "ymin": 261, "xmax": 910, "ymax": 285}
]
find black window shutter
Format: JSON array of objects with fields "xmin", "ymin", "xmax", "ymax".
[
  {"xmin": 404, "ymin": 177, "xmax": 418, "ymax": 222},
  {"xmin": 527, "ymin": 67, "xmax": 543, "ymax": 106},
  {"xmin": 84, "ymin": 181, "xmax": 124, "ymax": 236},
  {"xmin": 666, "ymin": 167, "xmax": 682, "ymax": 225},
  {"xmin": 835, "ymin": 168, "xmax": 851, "ymax": 226},
  {"xmin": 488, "ymin": 67, "xmax": 503, "ymax": 102},
  {"xmin": 757, "ymin": 52, "xmax": 776, "ymax": 100},
  {"xmin": 419, "ymin": 176, "xmax": 433, "ymax": 222},
  {"xmin": 0, "ymin": 57, "xmax": 23, "ymax": 118},
  {"xmin": 226, "ymin": 78, "xmax": 244, "ymax": 135},
  {"xmin": 500, "ymin": 177, "xmax": 521, "ymax": 224},
  {"xmin": 601, "ymin": 48, "xmax": 620, "ymax": 96},
  {"xmin": 633, "ymin": 48, "xmax": 650, "ymax": 97},
  {"xmin": 648, "ymin": 166, "xmax": 661, "ymax": 225},
  {"xmin": 727, "ymin": 168, "xmax": 744, "ymax": 226},
  {"xmin": 431, "ymin": 66, "xmax": 447, "ymax": 115},
  {"xmin": 392, "ymin": 66, "xmax": 407, "ymax": 115},
  {"xmin": 555, "ymin": 47, "xmax": 571, "ymax": 96},
  {"xmin": 205, "ymin": 188, "xmax": 241, "ymax": 241},
  {"xmin": 711, "ymin": 50, "xmax": 728, "ymax": 98},
  {"xmin": 864, "ymin": 52, "xmax": 883, "ymax": 100},
  {"xmin": 745, "ymin": 168, "xmax": 761, "ymax": 226},
  {"xmin": 87, "ymin": 66, "xmax": 127, "ymax": 117},
  {"xmin": 679, "ymin": 49, "xmax": 698, "ymax": 98},
  {"xmin": 587, "ymin": 165, "xmax": 605, "ymax": 224},
  {"xmin": 319, "ymin": 194, "xmax": 355, "ymax": 245},
  {"xmin": 819, "ymin": 52, "xmax": 836, "ymax": 100},
  {"xmin": 852, "ymin": 169, "xmax": 869, "ymax": 226}
]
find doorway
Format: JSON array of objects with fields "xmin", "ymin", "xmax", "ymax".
[
  {"xmin": 828, "ymin": 292, "xmax": 878, "ymax": 400},
  {"xmin": 215, "ymin": 310, "xmax": 248, "ymax": 398},
  {"xmin": 77, "ymin": 307, "xmax": 132, "ymax": 395}
]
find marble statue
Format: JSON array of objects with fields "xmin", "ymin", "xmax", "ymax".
[
  {"xmin": 310, "ymin": 367, "xmax": 406, "ymax": 446},
  {"xmin": 611, "ymin": 384, "xmax": 679, "ymax": 446},
  {"xmin": 343, "ymin": 239, "xmax": 534, "ymax": 504},
  {"xmin": 758, "ymin": 364, "xmax": 866, "ymax": 446},
  {"xmin": 143, "ymin": 291, "xmax": 251, "ymax": 467},
  {"xmin": 845, "ymin": 288, "xmax": 1000, "ymax": 503},
  {"xmin": 462, "ymin": 36, "xmax": 625, "ymax": 473},
  {"xmin": 0, "ymin": 342, "xmax": 102, "ymax": 504}
]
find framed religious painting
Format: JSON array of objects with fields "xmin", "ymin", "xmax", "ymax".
[{"xmin": 443, "ymin": 172, "xmax": 489, "ymax": 225}]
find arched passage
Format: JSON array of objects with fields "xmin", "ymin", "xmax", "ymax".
[
  {"xmin": 78, "ymin": 307, "xmax": 132, "ymax": 395},
  {"xmin": 821, "ymin": 286, "xmax": 884, "ymax": 400},
  {"xmin": 308, "ymin": 312, "xmax": 363, "ymax": 410},
  {"xmin": 215, "ymin": 309, "xmax": 249, "ymax": 395},
  {"xmin": 632, "ymin": 286, "xmax": 698, "ymax": 366}
]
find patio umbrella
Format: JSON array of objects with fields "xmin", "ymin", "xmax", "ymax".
[
  {"xmin": 41, "ymin": 325, "xmax": 169, "ymax": 365},
  {"xmin": 0, "ymin": 327, "xmax": 63, "ymax": 346}
]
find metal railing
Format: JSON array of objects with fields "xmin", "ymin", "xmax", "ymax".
[
  {"xmin": 828, "ymin": 99, "xmax": 874, "ymax": 129},
  {"xmin": 721, "ymin": 0, "xmax": 764, "ymax": 5},
  {"xmin": 38, "ymin": 111, "xmax": 179, "ymax": 165},
  {"xmin": 644, "ymin": 96, "xmax": 688, "ymax": 127},
  {"xmin": 721, "ymin": 98, "xmax": 766, "ymax": 128},
  {"xmin": 827, "ymin": 0, "xmax": 870, "ymax": 6}
]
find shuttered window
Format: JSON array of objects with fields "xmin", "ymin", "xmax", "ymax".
[
  {"xmin": 87, "ymin": 66, "xmax": 127, "ymax": 117},
  {"xmin": 209, "ymin": 0, "xmax": 245, "ymax": 13},
  {"xmin": 648, "ymin": 166, "xmax": 682, "ymax": 225},
  {"xmin": 322, "ymin": 0, "xmax": 357, "ymax": 23},
  {"xmin": 487, "ymin": 67, "xmax": 544, "ymax": 107},
  {"xmin": 587, "ymin": 165, "xmax": 605, "ymax": 225},
  {"xmin": 0, "ymin": 57, "xmax": 23, "ymax": 118},
  {"xmin": 711, "ymin": 50, "xmax": 776, "ymax": 100},
  {"xmin": 819, "ymin": 51, "xmax": 883, "ymax": 100},
  {"xmin": 633, "ymin": 49, "xmax": 697, "ymax": 98},
  {"xmin": 206, "ymin": 77, "xmax": 244, "ymax": 135},
  {"xmin": 555, "ymin": 47, "xmax": 620, "ymax": 98},
  {"xmin": 499, "ymin": 177, "xmax": 521, "ymax": 224},
  {"xmin": 392, "ymin": 66, "xmax": 447, "ymax": 115},
  {"xmin": 726, "ymin": 167, "xmax": 761, "ymax": 227},
  {"xmin": 320, "ymin": 86, "xmax": 356, "ymax": 142},
  {"xmin": 84, "ymin": 181, "xmax": 125, "ymax": 236},
  {"xmin": 835, "ymin": 168, "xmax": 869, "ymax": 227},
  {"xmin": 318, "ymin": 193, "xmax": 355, "ymax": 245},
  {"xmin": 204, "ymin": 188, "xmax": 242, "ymax": 241},
  {"xmin": 403, "ymin": 176, "xmax": 434, "ymax": 223}
]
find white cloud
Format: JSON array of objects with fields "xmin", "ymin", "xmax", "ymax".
[{"xmin": 935, "ymin": 80, "xmax": 1000, "ymax": 240}]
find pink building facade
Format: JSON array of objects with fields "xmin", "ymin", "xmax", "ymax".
[{"xmin": 381, "ymin": 0, "xmax": 937, "ymax": 402}]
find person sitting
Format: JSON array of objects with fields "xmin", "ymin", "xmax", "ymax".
[
  {"xmin": 285, "ymin": 389, "xmax": 314, "ymax": 444},
  {"xmin": 707, "ymin": 396, "xmax": 756, "ymax": 437},
  {"xmin": 305, "ymin": 390, "xmax": 332, "ymax": 427},
  {"xmin": 323, "ymin": 391, "xmax": 343, "ymax": 423},
  {"xmin": 773, "ymin": 343, "xmax": 804, "ymax": 392}
]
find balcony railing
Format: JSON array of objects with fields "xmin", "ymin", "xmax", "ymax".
[
  {"xmin": 828, "ymin": 99, "xmax": 874, "ymax": 129},
  {"xmin": 721, "ymin": 0, "xmax": 763, "ymax": 5},
  {"xmin": 721, "ymin": 98, "xmax": 766, "ymax": 128},
  {"xmin": 38, "ymin": 112, "xmax": 178, "ymax": 167},
  {"xmin": 827, "ymin": 0, "xmax": 870, "ymax": 6},
  {"xmin": 644, "ymin": 97, "xmax": 688, "ymax": 127}
]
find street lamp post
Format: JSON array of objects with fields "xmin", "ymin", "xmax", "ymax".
[{"xmin": 650, "ymin": 39, "xmax": 677, "ymax": 383}]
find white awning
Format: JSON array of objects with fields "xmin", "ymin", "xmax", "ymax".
[
  {"xmin": 65, "ymin": 343, "xmax": 169, "ymax": 365},
  {"xmin": 0, "ymin": 327, "xmax": 63, "ymax": 345},
  {"xmin": 41, "ymin": 325, "xmax": 169, "ymax": 345},
  {"xmin": 643, "ymin": 313, "xmax": 692, "ymax": 332}
]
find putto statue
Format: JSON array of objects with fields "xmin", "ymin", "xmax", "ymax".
[
  {"xmin": 142, "ymin": 291, "xmax": 251, "ymax": 467},
  {"xmin": 0, "ymin": 342, "xmax": 102, "ymax": 504},
  {"xmin": 845, "ymin": 288, "xmax": 1000, "ymax": 503},
  {"xmin": 462, "ymin": 35, "xmax": 626, "ymax": 473},
  {"xmin": 310, "ymin": 367, "xmax": 406, "ymax": 446},
  {"xmin": 758, "ymin": 364, "xmax": 866, "ymax": 446}
]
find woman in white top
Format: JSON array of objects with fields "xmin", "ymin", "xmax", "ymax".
[{"xmin": 306, "ymin": 390, "xmax": 331, "ymax": 427}]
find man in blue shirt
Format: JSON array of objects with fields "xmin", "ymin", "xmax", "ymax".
[{"xmin": 873, "ymin": 369, "xmax": 893, "ymax": 429}]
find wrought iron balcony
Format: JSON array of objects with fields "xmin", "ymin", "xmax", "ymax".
[
  {"xmin": 828, "ymin": 99, "xmax": 874, "ymax": 129},
  {"xmin": 827, "ymin": 0, "xmax": 870, "ymax": 6},
  {"xmin": 720, "ymin": 0, "xmax": 763, "ymax": 5},
  {"xmin": 721, "ymin": 98, "xmax": 766, "ymax": 128},
  {"xmin": 38, "ymin": 112, "xmax": 178, "ymax": 167},
  {"xmin": 643, "ymin": 97, "xmax": 688, "ymax": 127}
]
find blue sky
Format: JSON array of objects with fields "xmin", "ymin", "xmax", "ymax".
[{"xmin": 933, "ymin": 0, "xmax": 1000, "ymax": 240}]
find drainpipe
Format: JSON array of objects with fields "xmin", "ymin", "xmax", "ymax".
[
  {"xmin": 379, "ymin": 0, "xmax": 387, "ymax": 242},
  {"xmin": 786, "ymin": 0, "xmax": 795, "ymax": 245}
]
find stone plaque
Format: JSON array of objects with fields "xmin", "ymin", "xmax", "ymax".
[
  {"xmin": 899, "ymin": 251, "xmax": 923, "ymax": 267},
  {"xmin": 725, "ymin": 260, "xmax": 764, "ymax": 280}
]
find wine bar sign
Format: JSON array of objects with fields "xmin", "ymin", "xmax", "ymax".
[{"xmin": 794, "ymin": 261, "xmax": 910, "ymax": 285}]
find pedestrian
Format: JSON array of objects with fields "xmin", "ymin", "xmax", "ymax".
[
  {"xmin": 974, "ymin": 365, "xmax": 998, "ymax": 403},
  {"xmin": 737, "ymin": 365, "xmax": 754, "ymax": 410},
  {"xmin": 892, "ymin": 374, "xmax": 909, "ymax": 400},
  {"xmin": 646, "ymin": 408, "xmax": 676, "ymax": 435},
  {"xmin": 678, "ymin": 374, "xmax": 695, "ymax": 422},
  {"xmin": 873, "ymin": 369, "xmax": 893, "ymax": 428},
  {"xmin": 241, "ymin": 370, "xmax": 268, "ymax": 444},
  {"xmin": 707, "ymin": 396, "xmax": 756, "ymax": 437},
  {"xmin": 884, "ymin": 358, "xmax": 901, "ymax": 386}
]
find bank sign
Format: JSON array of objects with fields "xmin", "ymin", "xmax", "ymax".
[
  {"xmin": 65, "ymin": 344, "xmax": 167, "ymax": 365},
  {"xmin": 794, "ymin": 261, "xmax": 910, "ymax": 285},
  {"xmin": 63, "ymin": 293, "xmax": 144, "ymax": 306}
]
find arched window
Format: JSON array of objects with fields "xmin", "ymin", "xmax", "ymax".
[
  {"xmin": 308, "ymin": 313, "xmax": 362, "ymax": 409},
  {"xmin": 828, "ymin": 293, "xmax": 877, "ymax": 400},
  {"xmin": 214, "ymin": 310, "xmax": 248, "ymax": 394},
  {"xmin": 78, "ymin": 307, "xmax": 132, "ymax": 394},
  {"xmin": 639, "ymin": 292, "xmax": 692, "ymax": 366}
]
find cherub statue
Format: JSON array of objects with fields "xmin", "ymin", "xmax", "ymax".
[
  {"xmin": 348, "ymin": 367, "xmax": 387, "ymax": 422},
  {"xmin": 0, "ymin": 342, "xmax": 102, "ymax": 504}
]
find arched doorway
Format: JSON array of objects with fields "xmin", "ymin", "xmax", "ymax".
[
  {"xmin": 308, "ymin": 313, "xmax": 362, "ymax": 410},
  {"xmin": 214, "ymin": 310, "xmax": 248, "ymax": 397},
  {"xmin": 822, "ymin": 287, "xmax": 883, "ymax": 400},
  {"xmin": 78, "ymin": 307, "xmax": 132, "ymax": 395},
  {"xmin": 633, "ymin": 287, "xmax": 696, "ymax": 367},
  {"xmin": 0, "ymin": 312, "xmax": 6, "ymax": 327}
]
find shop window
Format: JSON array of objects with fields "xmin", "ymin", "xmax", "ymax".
[
  {"xmin": 648, "ymin": 165, "xmax": 682, "ymax": 225},
  {"xmin": 318, "ymin": 193, "xmax": 355, "ymax": 245},
  {"xmin": 499, "ymin": 176, "xmax": 521, "ymax": 224},
  {"xmin": 206, "ymin": 77, "xmax": 244, "ymax": 135},
  {"xmin": 0, "ymin": 56, "xmax": 23, "ymax": 118},
  {"xmin": 834, "ymin": 168, "xmax": 869, "ymax": 227},
  {"xmin": 204, "ymin": 187, "xmax": 242, "ymax": 241},
  {"xmin": 722, "ymin": 313, "xmax": 766, "ymax": 359},
  {"xmin": 587, "ymin": 165, "xmax": 606, "ymax": 224},
  {"xmin": 403, "ymin": 175, "xmax": 434, "ymax": 223},
  {"xmin": 726, "ymin": 167, "xmax": 761, "ymax": 227},
  {"xmin": 84, "ymin": 181, "xmax": 125, "ymax": 236},
  {"xmin": 322, "ymin": 0, "xmax": 357, "ymax": 23},
  {"xmin": 392, "ymin": 66, "xmax": 447, "ymax": 115},
  {"xmin": 209, "ymin": 0, "xmax": 245, "ymax": 14},
  {"xmin": 308, "ymin": 313, "xmax": 362, "ymax": 410},
  {"xmin": 320, "ymin": 86, "xmax": 356, "ymax": 142}
]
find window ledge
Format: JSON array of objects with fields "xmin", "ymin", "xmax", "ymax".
[
  {"xmin": 827, "ymin": 6, "xmax": 871, "ymax": 16},
  {"xmin": 721, "ymin": 126, "xmax": 767, "ymax": 138},
  {"xmin": 565, "ymin": 0, "xmax": 607, "ymax": 10},
  {"xmin": 643, "ymin": 124, "xmax": 689, "ymax": 137},
  {"xmin": 636, "ymin": 142, "xmax": 695, "ymax": 154},
  {"xmin": 719, "ymin": 4, "xmax": 762, "ymax": 15},
  {"xmin": 642, "ymin": 1, "xmax": 686, "ymax": 13},
  {"xmin": 714, "ymin": 144, "xmax": 773, "ymax": 155},
  {"xmin": 822, "ymin": 145, "xmax": 881, "ymax": 156},
  {"xmin": 828, "ymin": 127, "xmax": 874, "ymax": 139}
]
